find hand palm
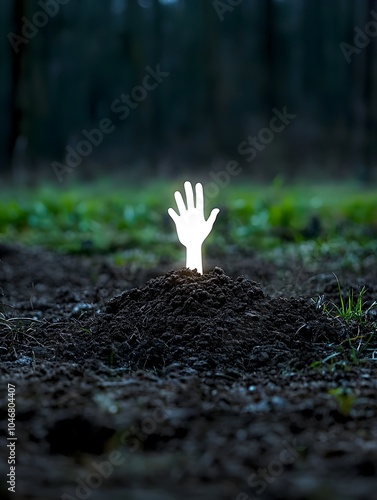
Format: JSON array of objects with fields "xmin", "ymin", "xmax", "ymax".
[
  {"xmin": 168, "ymin": 182, "xmax": 219, "ymax": 248},
  {"xmin": 176, "ymin": 210, "xmax": 210, "ymax": 248}
]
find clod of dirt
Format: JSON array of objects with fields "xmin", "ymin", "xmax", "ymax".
[{"xmin": 87, "ymin": 267, "xmax": 345, "ymax": 373}]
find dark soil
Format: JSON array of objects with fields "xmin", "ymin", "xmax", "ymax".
[{"xmin": 1, "ymin": 243, "xmax": 377, "ymax": 500}]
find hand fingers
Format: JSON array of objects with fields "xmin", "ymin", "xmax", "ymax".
[
  {"xmin": 195, "ymin": 183, "xmax": 204, "ymax": 211},
  {"xmin": 184, "ymin": 181, "xmax": 194, "ymax": 210},
  {"xmin": 168, "ymin": 207, "xmax": 179, "ymax": 224},
  {"xmin": 207, "ymin": 208, "xmax": 220, "ymax": 228},
  {"xmin": 174, "ymin": 190, "xmax": 186, "ymax": 215}
]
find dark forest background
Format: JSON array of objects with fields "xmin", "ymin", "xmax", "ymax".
[{"xmin": 1, "ymin": 0, "xmax": 377, "ymax": 183}]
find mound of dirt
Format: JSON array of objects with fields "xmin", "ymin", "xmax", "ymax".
[{"xmin": 83, "ymin": 267, "xmax": 346, "ymax": 374}]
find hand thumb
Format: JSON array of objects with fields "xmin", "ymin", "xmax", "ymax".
[{"xmin": 168, "ymin": 208, "xmax": 179, "ymax": 225}]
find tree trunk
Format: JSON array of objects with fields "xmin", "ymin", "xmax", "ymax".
[
  {"xmin": 361, "ymin": 0, "xmax": 377, "ymax": 183},
  {"xmin": 6, "ymin": 0, "xmax": 25, "ymax": 179}
]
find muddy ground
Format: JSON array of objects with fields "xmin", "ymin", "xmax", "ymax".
[{"xmin": 1, "ymin": 242, "xmax": 377, "ymax": 500}]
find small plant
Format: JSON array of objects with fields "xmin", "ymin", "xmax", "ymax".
[
  {"xmin": 341, "ymin": 330, "xmax": 377, "ymax": 363},
  {"xmin": 314, "ymin": 274, "xmax": 377, "ymax": 324},
  {"xmin": 311, "ymin": 276, "xmax": 377, "ymax": 365},
  {"xmin": 334, "ymin": 276, "xmax": 377, "ymax": 324},
  {"xmin": 309, "ymin": 351, "xmax": 349, "ymax": 371},
  {"xmin": 328, "ymin": 387, "xmax": 356, "ymax": 417}
]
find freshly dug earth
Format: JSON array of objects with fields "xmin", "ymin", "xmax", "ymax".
[
  {"xmin": 95, "ymin": 268, "xmax": 345, "ymax": 373},
  {"xmin": 1, "ymin": 243, "xmax": 377, "ymax": 500}
]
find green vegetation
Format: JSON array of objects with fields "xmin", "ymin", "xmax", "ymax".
[
  {"xmin": 311, "ymin": 277, "xmax": 377, "ymax": 368},
  {"xmin": 316, "ymin": 275, "xmax": 377, "ymax": 325},
  {"xmin": 328, "ymin": 387, "xmax": 356, "ymax": 417},
  {"xmin": 0, "ymin": 181, "xmax": 376, "ymax": 265},
  {"xmin": 334, "ymin": 286, "xmax": 376, "ymax": 325},
  {"xmin": 310, "ymin": 331, "xmax": 376, "ymax": 370}
]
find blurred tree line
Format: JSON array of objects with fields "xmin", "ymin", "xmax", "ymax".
[{"xmin": 0, "ymin": 0, "xmax": 376, "ymax": 182}]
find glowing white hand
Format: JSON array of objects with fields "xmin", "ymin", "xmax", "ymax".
[{"xmin": 168, "ymin": 181, "xmax": 220, "ymax": 274}]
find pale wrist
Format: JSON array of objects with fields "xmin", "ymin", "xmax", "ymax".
[{"xmin": 185, "ymin": 244, "xmax": 203, "ymax": 274}]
